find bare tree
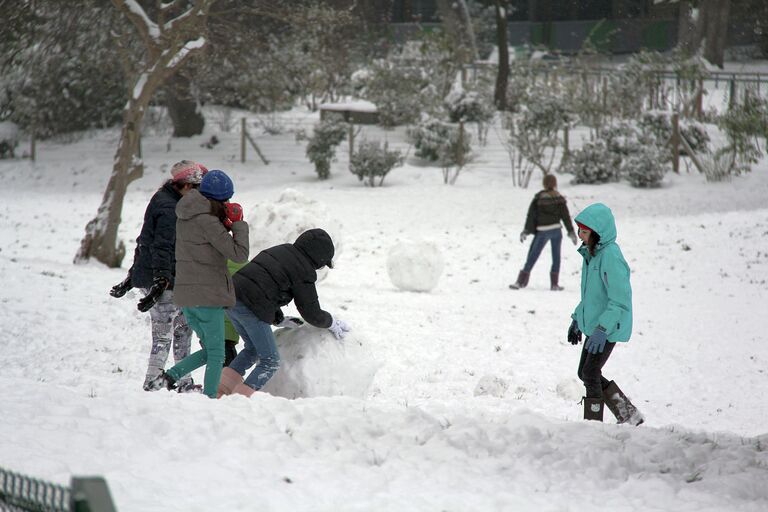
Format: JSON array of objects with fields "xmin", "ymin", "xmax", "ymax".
[{"xmin": 74, "ymin": 0, "xmax": 214, "ymax": 267}]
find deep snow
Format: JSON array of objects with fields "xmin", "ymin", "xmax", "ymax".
[{"xmin": 1, "ymin": 104, "xmax": 767, "ymax": 511}]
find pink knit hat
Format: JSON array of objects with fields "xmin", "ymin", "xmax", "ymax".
[{"xmin": 170, "ymin": 160, "xmax": 208, "ymax": 184}]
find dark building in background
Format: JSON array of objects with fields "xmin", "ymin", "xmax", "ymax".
[{"xmin": 389, "ymin": 0, "xmax": 759, "ymax": 56}]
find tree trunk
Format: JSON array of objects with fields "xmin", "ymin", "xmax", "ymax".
[
  {"xmin": 702, "ymin": 0, "xmax": 730, "ymax": 68},
  {"xmin": 75, "ymin": 0, "xmax": 213, "ymax": 267},
  {"xmin": 165, "ymin": 73, "xmax": 205, "ymax": 137},
  {"xmin": 74, "ymin": 106, "xmax": 144, "ymax": 266},
  {"xmin": 494, "ymin": 1, "xmax": 509, "ymax": 111},
  {"xmin": 676, "ymin": 0, "xmax": 696, "ymax": 56}
]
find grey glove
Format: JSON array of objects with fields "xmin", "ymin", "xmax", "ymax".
[
  {"xmin": 519, "ymin": 231, "xmax": 528, "ymax": 243},
  {"xmin": 328, "ymin": 315, "xmax": 351, "ymax": 339}
]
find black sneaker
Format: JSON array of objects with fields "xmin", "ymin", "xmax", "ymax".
[
  {"xmin": 145, "ymin": 371, "xmax": 176, "ymax": 391},
  {"xmin": 176, "ymin": 380, "xmax": 203, "ymax": 394}
]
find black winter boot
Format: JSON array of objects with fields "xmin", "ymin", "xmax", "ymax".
[
  {"xmin": 583, "ymin": 397, "xmax": 604, "ymax": 421},
  {"xmin": 144, "ymin": 370, "xmax": 176, "ymax": 392},
  {"xmin": 509, "ymin": 271, "xmax": 530, "ymax": 290},
  {"xmin": 550, "ymin": 272, "xmax": 563, "ymax": 291},
  {"xmin": 602, "ymin": 381, "xmax": 644, "ymax": 426}
]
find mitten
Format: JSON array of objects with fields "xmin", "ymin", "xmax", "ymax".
[
  {"xmin": 223, "ymin": 202, "xmax": 244, "ymax": 230},
  {"xmin": 276, "ymin": 316, "xmax": 304, "ymax": 329},
  {"xmin": 567, "ymin": 319, "xmax": 582, "ymax": 345},
  {"xmin": 110, "ymin": 274, "xmax": 133, "ymax": 298},
  {"xmin": 585, "ymin": 327, "xmax": 608, "ymax": 354},
  {"xmin": 568, "ymin": 232, "xmax": 578, "ymax": 245},
  {"xmin": 519, "ymin": 231, "xmax": 528, "ymax": 243},
  {"xmin": 137, "ymin": 276, "xmax": 169, "ymax": 312},
  {"xmin": 328, "ymin": 315, "xmax": 351, "ymax": 340}
]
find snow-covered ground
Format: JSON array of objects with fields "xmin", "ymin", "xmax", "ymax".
[{"xmin": 1, "ymin": 105, "xmax": 767, "ymax": 511}]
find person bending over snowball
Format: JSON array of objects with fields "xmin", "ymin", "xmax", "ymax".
[
  {"xmin": 146, "ymin": 169, "xmax": 250, "ymax": 398},
  {"xmin": 218, "ymin": 228, "xmax": 351, "ymax": 398},
  {"xmin": 568, "ymin": 203, "xmax": 643, "ymax": 425}
]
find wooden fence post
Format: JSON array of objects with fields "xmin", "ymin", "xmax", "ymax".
[
  {"xmin": 30, "ymin": 128, "xmax": 36, "ymax": 162},
  {"xmin": 240, "ymin": 117, "xmax": 246, "ymax": 163},
  {"xmin": 729, "ymin": 78, "xmax": 736, "ymax": 110},
  {"xmin": 563, "ymin": 126, "xmax": 569, "ymax": 161},
  {"xmin": 671, "ymin": 112, "xmax": 680, "ymax": 174},
  {"xmin": 695, "ymin": 78, "xmax": 703, "ymax": 119}
]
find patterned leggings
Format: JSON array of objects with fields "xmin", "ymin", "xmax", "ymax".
[{"xmin": 143, "ymin": 289, "xmax": 192, "ymax": 388}]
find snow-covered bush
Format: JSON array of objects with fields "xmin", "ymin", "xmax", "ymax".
[
  {"xmin": 387, "ymin": 239, "xmax": 444, "ymax": 292},
  {"xmin": 354, "ymin": 60, "xmax": 432, "ymax": 127},
  {"xmin": 300, "ymin": 115, "xmax": 347, "ymax": 179},
  {"xmin": 623, "ymin": 145, "xmax": 668, "ymax": 188},
  {"xmin": 349, "ymin": 139, "xmax": 403, "ymax": 187},
  {"xmin": 406, "ymin": 117, "xmax": 471, "ymax": 164},
  {"xmin": 507, "ymin": 91, "xmax": 572, "ymax": 187},
  {"xmin": 445, "ymin": 88, "xmax": 495, "ymax": 145},
  {"xmin": 406, "ymin": 117, "xmax": 472, "ymax": 184},
  {"xmin": 564, "ymin": 139, "xmax": 618, "ymax": 185},
  {"xmin": 639, "ymin": 111, "xmax": 711, "ymax": 153},
  {"xmin": 566, "ymin": 121, "xmax": 670, "ymax": 187}
]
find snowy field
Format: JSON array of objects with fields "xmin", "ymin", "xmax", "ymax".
[{"xmin": 1, "ymin": 106, "xmax": 767, "ymax": 511}]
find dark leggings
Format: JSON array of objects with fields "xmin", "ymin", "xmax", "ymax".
[{"xmin": 577, "ymin": 339, "xmax": 616, "ymax": 398}]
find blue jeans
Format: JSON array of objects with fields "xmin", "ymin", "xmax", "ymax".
[
  {"xmin": 523, "ymin": 229, "xmax": 563, "ymax": 274},
  {"xmin": 226, "ymin": 301, "xmax": 280, "ymax": 391}
]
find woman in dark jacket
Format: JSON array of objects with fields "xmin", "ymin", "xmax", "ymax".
[
  {"xmin": 217, "ymin": 228, "xmax": 351, "ymax": 398},
  {"xmin": 510, "ymin": 174, "xmax": 577, "ymax": 291},
  {"xmin": 109, "ymin": 160, "xmax": 207, "ymax": 391}
]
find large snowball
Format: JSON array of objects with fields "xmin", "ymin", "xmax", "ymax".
[
  {"xmin": 246, "ymin": 188, "xmax": 342, "ymax": 281},
  {"xmin": 386, "ymin": 239, "xmax": 444, "ymax": 292},
  {"xmin": 261, "ymin": 325, "xmax": 380, "ymax": 400}
]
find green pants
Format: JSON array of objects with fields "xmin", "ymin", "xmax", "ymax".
[{"xmin": 167, "ymin": 306, "xmax": 225, "ymax": 398}]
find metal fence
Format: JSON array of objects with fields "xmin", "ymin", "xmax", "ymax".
[{"xmin": 0, "ymin": 468, "xmax": 115, "ymax": 512}]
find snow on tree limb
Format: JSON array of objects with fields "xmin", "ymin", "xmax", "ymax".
[
  {"xmin": 116, "ymin": 0, "xmax": 160, "ymax": 41},
  {"xmin": 167, "ymin": 37, "xmax": 207, "ymax": 69}
]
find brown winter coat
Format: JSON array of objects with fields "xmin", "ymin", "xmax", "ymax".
[{"xmin": 173, "ymin": 189, "xmax": 249, "ymax": 307}]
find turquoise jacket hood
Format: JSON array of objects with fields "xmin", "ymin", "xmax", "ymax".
[{"xmin": 572, "ymin": 203, "xmax": 633, "ymax": 342}]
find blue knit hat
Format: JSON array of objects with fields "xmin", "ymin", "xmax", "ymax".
[{"xmin": 199, "ymin": 169, "xmax": 234, "ymax": 201}]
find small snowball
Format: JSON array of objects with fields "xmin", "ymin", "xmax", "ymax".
[
  {"xmin": 387, "ymin": 239, "xmax": 444, "ymax": 292},
  {"xmin": 474, "ymin": 375, "xmax": 509, "ymax": 398}
]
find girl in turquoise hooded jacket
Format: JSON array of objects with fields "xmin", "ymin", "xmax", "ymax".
[{"xmin": 568, "ymin": 203, "xmax": 643, "ymax": 425}]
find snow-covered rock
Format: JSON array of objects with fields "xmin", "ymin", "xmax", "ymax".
[
  {"xmin": 261, "ymin": 325, "xmax": 380, "ymax": 400},
  {"xmin": 386, "ymin": 239, "xmax": 444, "ymax": 292}
]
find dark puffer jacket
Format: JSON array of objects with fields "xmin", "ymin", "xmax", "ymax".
[
  {"xmin": 129, "ymin": 181, "xmax": 181, "ymax": 289},
  {"xmin": 523, "ymin": 190, "xmax": 575, "ymax": 235},
  {"xmin": 233, "ymin": 228, "xmax": 335, "ymax": 328}
]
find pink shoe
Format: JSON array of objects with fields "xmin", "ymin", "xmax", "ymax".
[
  {"xmin": 217, "ymin": 367, "xmax": 244, "ymax": 398},
  {"xmin": 231, "ymin": 383, "xmax": 255, "ymax": 398}
]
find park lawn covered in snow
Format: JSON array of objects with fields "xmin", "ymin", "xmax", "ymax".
[{"xmin": 0, "ymin": 108, "xmax": 767, "ymax": 511}]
